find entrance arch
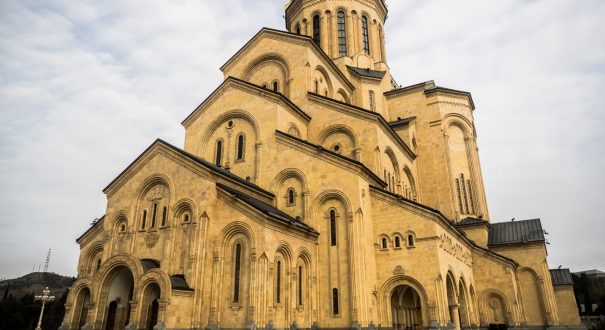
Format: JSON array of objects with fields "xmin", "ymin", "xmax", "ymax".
[
  {"xmin": 379, "ymin": 275, "xmax": 430, "ymax": 328},
  {"xmin": 101, "ymin": 266, "xmax": 135, "ymax": 330},
  {"xmin": 391, "ymin": 285, "xmax": 424, "ymax": 330},
  {"xmin": 141, "ymin": 282, "xmax": 161, "ymax": 330},
  {"xmin": 72, "ymin": 287, "xmax": 91, "ymax": 329}
]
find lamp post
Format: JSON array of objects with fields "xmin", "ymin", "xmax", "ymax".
[{"xmin": 34, "ymin": 287, "xmax": 55, "ymax": 330}]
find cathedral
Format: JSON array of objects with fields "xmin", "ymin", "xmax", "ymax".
[{"xmin": 61, "ymin": 1, "xmax": 584, "ymax": 330}]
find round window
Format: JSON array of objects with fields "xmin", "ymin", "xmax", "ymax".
[
  {"xmin": 227, "ymin": 120, "xmax": 234, "ymax": 128},
  {"xmin": 332, "ymin": 144, "xmax": 342, "ymax": 154}
]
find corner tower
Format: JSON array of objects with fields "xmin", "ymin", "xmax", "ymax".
[{"xmin": 285, "ymin": 0, "xmax": 389, "ymax": 70}]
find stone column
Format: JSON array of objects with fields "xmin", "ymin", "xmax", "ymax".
[{"xmin": 449, "ymin": 304, "xmax": 461, "ymax": 330}]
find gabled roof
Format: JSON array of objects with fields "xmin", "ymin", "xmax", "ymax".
[
  {"xmin": 276, "ymin": 130, "xmax": 387, "ymax": 188},
  {"xmin": 217, "ymin": 183, "xmax": 319, "ymax": 235},
  {"xmin": 384, "ymin": 81, "xmax": 475, "ymax": 110},
  {"xmin": 220, "ymin": 28, "xmax": 354, "ymax": 91},
  {"xmin": 488, "ymin": 219, "xmax": 545, "ymax": 246},
  {"xmin": 347, "ymin": 66, "xmax": 386, "ymax": 80},
  {"xmin": 102, "ymin": 139, "xmax": 273, "ymax": 199},
  {"xmin": 308, "ymin": 92, "xmax": 416, "ymax": 160},
  {"xmin": 181, "ymin": 76, "xmax": 311, "ymax": 127},
  {"xmin": 550, "ymin": 269, "xmax": 574, "ymax": 285}
]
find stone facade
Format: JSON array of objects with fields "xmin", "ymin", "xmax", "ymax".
[{"xmin": 61, "ymin": 1, "xmax": 583, "ymax": 329}]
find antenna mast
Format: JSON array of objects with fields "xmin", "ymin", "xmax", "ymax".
[{"xmin": 43, "ymin": 249, "xmax": 51, "ymax": 273}]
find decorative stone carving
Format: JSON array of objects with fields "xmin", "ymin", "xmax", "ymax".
[
  {"xmin": 394, "ymin": 265, "xmax": 406, "ymax": 275},
  {"xmin": 439, "ymin": 234, "xmax": 473, "ymax": 267},
  {"xmin": 145, "ymin": 233, "xmax": 159, "ymax": 248}
]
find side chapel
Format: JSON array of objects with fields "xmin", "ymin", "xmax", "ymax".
[{"xmin": 61, "ymin": 1, "xmax": 584, "ymax": 329}]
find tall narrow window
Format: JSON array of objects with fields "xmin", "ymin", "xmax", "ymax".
[
  {"xmin": 161, "ymin": 206, "xmax": 167, "ymax": 227},
  {"xmin": 276, "ymin": 260, "xmax": 282, "ymax": 303},
  {"xmin": 332, "ymin": 288, "xmax": 339, "ymax": 315},
  {"xmin": 233, "ymin": 244, "xmax": 242, "ymax": 303},
  {"xmin": 215, "ymin": 140, "xmax": 223, "ymax": 166},
  {"xmin": 314, "ymin": 80, "xmax": 319, "ymax": 93},
  {"xmin": 298, "ymin": 266, "xmax": 303, "ymax": 305},
  {"xmin": 236, "ymin": 134, "xmax": 245, "ymax": 161},
  {"xmin": 184, "ymin": 214, "xmax": 190, "ymax": 223},
  {"xmin": 369, "ymin": 91, "xmax": 375, "ymax": 111},
  {"xmin": 295, "ymin": 23, "xmax": 301, "ymax": 35},
  {"xmin": 151, "ymin": 203, "xmax": 158, "ymax": 228},
  {"xmin": 395, "ymin": 236, "xmax": 401, "ymax": 248},
  {"xmin": 467, "ymin": 180, "xmax": 476, "ymax": 214},
  {"xmin": 461, "ymin": 174, "xmax": 469, "ymax": 214},
  {"xmin": 141, "ymin": 210, "xmax": 147, "ymax": 229},
  {"xmin": 456, "ymin": 179, "xmax": 463, "ymax": 214},
  {"xmin": 330, "ymin": 210, "xmax": 337, "ymax": 246},
  {"xmin": 287, "ymin": 188, "xmax": 296, "ymax": 206},
  {"xmin": 312, "ymin": 15, "xmax": 321, "ymax": 45},
  {"xmin": 337, "ymin": 11, "xmax": 347, "ymax": 56},
  {"xmin": 407, "ymin": 234, "xmax": 415, "ymax": 247},
  {"xmin": 361, "ymin": 16, "xmax": 370, "ymax": 54},
  {"xmin": 382, "ymin": 238, "xmax": 387, "ymax": 249},
  {"xmin": 273, "ymin": 81, "xmax": 278, "ymax": 92}
]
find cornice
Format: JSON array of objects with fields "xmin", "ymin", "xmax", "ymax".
[
  {"xmin": 286, "ymin": 0, "xmax": 388, "ymax": 24},
  {"xmin": 219, "ymin": 28, "xmax": 355, "ymax": 92},
  {"xmin": 102, "ymin": 140, "xmax": 274, "ymax": 202},
  {"xmin": 308, "ymin": 92, "xmax": 417, "ymax": 161},
  {"xmin": 181, "ymin": 76, "xmax": 311, "ymax": 128},
  {"xmin": 275, "ymin": 130, "xmax": 387, "ymax": 188}
]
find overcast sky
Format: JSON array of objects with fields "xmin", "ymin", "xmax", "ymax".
[{"xmin": 0, "ymin": 0, "xmax": 604, "ymax": 280}]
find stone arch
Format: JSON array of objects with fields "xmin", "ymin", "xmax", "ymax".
[
  {"xmin": 378, "ymin": 234, "xmax": 390, "ymax": 250},
  {"xmin": 443, "ymin": 114, "xmax": 475, "ymax": 139},
  {"xmin": 479, "ymin": 289, "xmax": 513, "ymax": 326},
  {"xmin": 111, "ymin": 211, "xmax": 129, "ymax": 231},
  {"xmin": 314, "ymin": 65, "xmax": 334, "ymax": 97},
  {"xmin": 136, "ymin": 174, "xmax": 174, "ymax": 203},
  {"xmin": 378, "ymin": 275, "xmax": 431, "ymax": 327},
  {"xmin": 337, "ymin": 88, "xmax": 350, "ymax": 104},
  {"xmin": 173, "ymin": 198, "xmax": 196, "ymax": 225},
  {"xmin": 311, "ymin": 190, "xmax": 352, "ymax": 219},
  {"xmin": 287, "ymin": 123, "xmax": 301, "ymax": 138},
  {"xmin": 518, "ymin": 267, "xmax": 547, "ymax": 326},
  {"xmin": 271, "ymin": 168, "xmax": 308, "ymax": 221},
  {"xmin": 383, "ymin": 147, "xmax": 401, "ymax": 193},
  {"xmin": 200, "ymin": 110, "xmax": 260, "ymax": 152},
  {"xmin": 136, "ymin": 269, "xmax": 171, "ymax": 329},
  {"xmin": 458, "ymin": 276, "xmax": 472, "ymax": 327},
  {"xmin": 214, "ymin": 221, "xmax": 256, "ymax": 255},
  {"xmin": 402, "ymin": 165, "xmax": 418, "ymax": 201},
  {"xmin": 136, "ymin": 174, "xmax": 173, "ymax": 231},
  {"xmin": 242, "ymin": 53, "xmax": 291, "ymax": 97},
  {"xmin": 65, "ymin": 277, "xmax": 94, "ymax": 329},
  {"xmin": 316, "ymin": 124, "xmax": 359, "ymax": 159}
]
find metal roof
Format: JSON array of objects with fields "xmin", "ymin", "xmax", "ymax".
[
  {"xmin": 488, "ymin": 218, "xmax": 545, "ymax": 246},
  {"xmin": 389, "ymin": 117, "xmax": 416, "ymax": 128},
  {"xmin": 217, "ymin": 183, "xmax": 319, "ymax": 235},
  {"xmin": 454, "ymin": 217, "xmax": 488, "ymax": 227},
  {"xmin": 347, "ymin": 66, "xmax": 386, "ymax": 79},
  {"xmin": 550, "ymin": 269, "xmax": 574, "ymax": 285}
]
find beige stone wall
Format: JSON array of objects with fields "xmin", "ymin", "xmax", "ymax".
[{"xmin": 554, "ymin": 285, "xmax": 582, "ymax": 326}]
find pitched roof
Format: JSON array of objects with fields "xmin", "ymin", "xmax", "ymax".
[
  {"xmin": 389, "ymin": 117, "xmax": 416, "ymax": 128},
  {"xmin": 574, "ymin": 269, "xmax": 605, "ymax": 276},
  {"xmin": 102, "ymin": 139, "xmax": 273, "ymax": 199},
  {"xmin": 488, "ymin": 219, "xmax": 545, "ymax": 246},
  {"xmin": 550, "ymin": 269, "xmax": 574, "ymax": 285},
  {"xmin": 217, "ymin": 183, "xmax": 319, "ymax": 235},
  {"xmin": 76, "ymin": 215, "xmax": 105, "ymax": 243},
  {"xmin": 347, "ymin": 66, "xmax": 386, "ymax": 80}
]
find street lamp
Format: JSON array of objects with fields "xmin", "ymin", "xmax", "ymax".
[{"xmin": 34, "ymin": 287, "xmax": 55, "ymax": 330}]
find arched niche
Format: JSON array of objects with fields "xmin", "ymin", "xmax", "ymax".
[
  {"xmin": 312, "ymin": 65, "xmax": 333, "ymax": 97},
  {"xmin": 242, "ymin": 53, "xmax": 291, "ymax": 97},
  {"xmin": 317, "ymin": 125, "xmax": 359, "ymax": 160},
  {"xmin": 271, "ymin": 169, "xmax": 307, "ymax": 221}
]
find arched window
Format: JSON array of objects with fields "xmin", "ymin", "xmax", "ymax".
[
  {"xmin": 337, "ymin": 11, "xmax": 347, "ymax": 56},
  {"xmin": 461, "ymin": 174, "xmax": 469, "ymax": 214},
  {"xmin": 381, "ymin": 238, "xmax": 388, "ymax": 249},
  {"xmin": 151, "ymin": 203, "xmax": 158, "ymax": 228},
  {"xmin": 395, "ymin": 236, "xmax": 401, "ymax": 248},
  {"xmin": 161, "ymin": 206, "xmax": 167, "ymax": 227},
  {"xmin": 236, "ymin": 134, "xmax": 245, "ymax": 161},
  {"xmin": 273, "ymin": 81, "xmax": 279, "ymax": 92},
  {"xmin": 141, "ymin": 209, "xmax": 147, "ymax": 229},
  {"xmin": 287, "ymin": 188, "xmax": 296, "ymax": 206},
  {"xmin": 314, "ymin": 80, "xmax": 319, "ymax": 93},
  {"xmin": 456, "ymin": 179, "xmax": 463, "ymax": 214},
  {"xmin": 120, "ymin": 224, "xmax": 126, "ymax": 232},
  {"xmin": 96, "ymin": 259, "xmax": 101, "ymax": 271},
  {"xmin": 295, "ymin": 23, "xmax": 301, "ymax": 35},
  {"xmin": 276, "ymin": 260, "xmax": 282, "ymax": 303},
  {"xmin": 407, "ymin": 234, "xmax": 415, "ymax": 247},
  {"xmin": 361, "ymin": 16, "xmax": 370, "ymax": 54},
  {"xmin": 330, "ymin": 210, "xmax": 337, "ymax": 246},
  {"xmin": 215, "ymin": 139, "xmax": 223, "ymax": 166},
  {"xmin": 312, "ymin": 15, "xmax": 321, "ymax": 45},
  {"xmin": 298, "ymin": 265, "xmax": 303, "ymax": 306},
  {"xmin": 233, "ymin": 243, "xmax": 242, "ymax": 303},
  {"xmin": 324, "ymin": 89, "xmax": 328, "ymax": 97},
  {"xmin": 332, "ymin": 288, "xmax": 339, "ymax": 315},
  {"xmin": 183, "ymin": 214, "xmax": 190, "ymax": 223},
  {"xmin": 467, "ymin": 180, "xmax": 476, "ymax": 214},
  {"xmin": 262, "ymin": 83, "xmax": 268, "ymax": 89},
  {"xmin": 369, "ymin": 90, "xmax": 375, "ymax": 111}
]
